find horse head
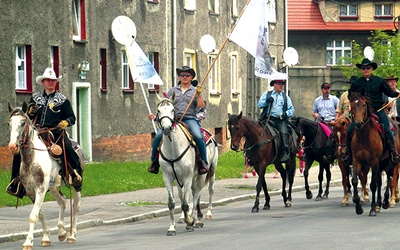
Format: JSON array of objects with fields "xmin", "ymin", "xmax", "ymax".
[
  {"xmin": 228, "ymin": 111, "xmax": 244, "ymax": 151},
  {"xmin": 8, "ymin": 102, "xmax": 32, "ymax": 154},
  {"xmin": 349, "ymin": 89, "xmax": 372, "ymax": 129},
  {"xmin": 333, "ymin": 115, "xmax": 351, "ymax": 154},
  {"xmin": 156, "ymin": 92, "xmax": 176, "ymax": 135}
]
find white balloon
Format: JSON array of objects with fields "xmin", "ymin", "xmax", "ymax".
[
  {"xmin": 200, "ymin": 34, "xmax": 216, "ymax": 54},
  {"xmin": 363, "ymin": 46, "xmax": 374, "ymax": 61},
  {"xmin": 111, "ymin": 16, "xmax": 137, "ymax": 45},
  {"xmin": 283, "ymin": 47, "xmax": 299, "ymax": 67}
]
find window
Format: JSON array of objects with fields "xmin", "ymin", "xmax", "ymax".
[
  {"xmin": 122, "ymin": 51, "xmax": 134, "ymax": 92},
  {"xmin": 232, "ymin": 0, "xmax": 238, "ymax": 18},
  {"xmin": 184, "ymin": 0, "xmax": 196, "ymax": 11},
  {"xmin": 208, "ymin": 53, "xmax": 220, "ymax": 94},
  {"xmin": 208, "ymin": 0, "xmax": 219, "ymax": 15},
  {"xmin": 340, "ymin": 4, "xmax": 358, "ymax": 17},
  {"xmin": 231, "ymin": 54, "xmax": 238, "ymax": 95},
  {"xmin": 51, "ymin": 46, "xmax": 60, "ymax": 91},
  {"xmin": 15, "ymin": 45, "xmax": 32, "ymax": 93},
  {"xmin": 100, "ymin": 49, "xmax": 107, "ymax": 91},
  {"xmin": 375, "ymin": 4, "xmax": 392, "ymax": 17},
  {"xmin": 147, "ymin": 52, "xmax": 160, "ymax": 91},
  {"xmin": 72, "ymin": 0, "xmax": 86, "ymax": 41},
  {"xmin": 267, "ymin": 0, "xmax": 276, "ymax": 23},
  {"xmin": 326, "ymin": 40, "xmax": 352, "ymax": 66},
  {"xmin": 147, "ymin": 0, "xmax": 159, "ymax": 3}
]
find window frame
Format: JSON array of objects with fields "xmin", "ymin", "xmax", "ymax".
[
  {"xmin": 208, "ymin": 0, "xmax": 220, "ymax": 15},
  {"xmin": 72, "ymin": 0, "xmax": 86, "ymax": 41},
  {"xmin": 15, "ymin": 45, "xmax": 32, "ymax": 94},
  {"xmin": 208, "ymin": 52, "xmax": 220, "ymax": 95},
  {"xmin": 230, "ymin": 53, "xmax": 239, "ymax": 95},
  {"xmin": 326, "ymin": 40, "xmax": 352, "ymax": 66},
  {"xmin": 100, "ymin": 48, "xmax": 107, "ymax": 91},
  {"xmin": 374, "ymin": 4, "xmax": 393, "ymax": 18},
  {"xmin": 122, "ymin": 51, "xmax": 134, "ymax": 92},
  {"xmin": 339, "ymin": 4, "xmax": 358, "ymax": 19},
  {"xmin": 147, "ymin": 52, "xmax": 160, "ymax": 92},
  {"xmin": 184, "ymin": 0, "xmax": 196, "ymax": 11}
]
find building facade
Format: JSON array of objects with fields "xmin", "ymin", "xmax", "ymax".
[{"xmin": 0, "ymin": 0, "xmax": 288, "ymax": 168}]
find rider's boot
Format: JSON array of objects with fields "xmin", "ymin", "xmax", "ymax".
[
  {"xmin": 280, "ymin": 134, "xmax": 290, "ymax": 162},
  {"xmin": 6, "ymin": 177, "xmax": 25, "ymax": 199},
  {"xmin": 198, "ymin": 158, "xmax": 209, "ymax": 175},
  {"xmin": 341, "ymin": 147, "xmax": 352, "ymax": 165},
  {"xmin": 148, "ymin": 154, "xmax": 160, "ymax": 174},
  {"xmin": 388, "ymin": 141, "xmax": 400, "ymax": 163}
]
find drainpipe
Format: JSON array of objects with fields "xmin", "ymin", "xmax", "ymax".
[
  {"xmin": 285, "ymin": 0, "xmax": 289, "ymax": 95},
  {"xmin": 172, "ymin": 0, "xmax": 177, "ymax": 86}
]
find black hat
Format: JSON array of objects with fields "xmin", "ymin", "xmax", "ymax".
[
  {"xmin": 321, "ymin": 82, "xmax": 330, "ymax": 89},
  {"xmin": 176, "ymin": 66, "xmax": 196, "ymax": 78},
  {"xmin": 385, "ymin": 75, "xmax": 398, "ymax": 81},
  {"xmin": 356, "ymin": 58, "xmax": 378, "ymax": 70},
  {"xmin": 347, "ymin": 76, "xmax": 357, "ymax": 83},
  {"xmin": 269, "ymin": 79, "xmax": 286, "ymax": 86}
]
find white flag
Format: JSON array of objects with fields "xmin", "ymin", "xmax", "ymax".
[
  {"xmin": 229, "ymin": 0, "xmax": 287, "ymax": 80},
  {"xmin": 125, "ymin": 39, "xmax": 164, "ymax": 85}
]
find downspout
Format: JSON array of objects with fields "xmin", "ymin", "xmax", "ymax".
[
  {"xmin": 172, "ymin": 0, "xmax": 177, "ymax": 86},
  {"xmin": 285, "ymin": 0, "xmax": 289, "ymax": 95}
]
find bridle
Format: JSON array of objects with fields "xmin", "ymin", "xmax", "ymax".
[{"xmin": 353, "ymin": 99, "xmax": 370, "ymax": 130}]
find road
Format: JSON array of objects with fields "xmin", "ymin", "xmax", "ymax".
[{"xmin": 2, "ymin": 186, "xmax": 399, "ymax": 250}]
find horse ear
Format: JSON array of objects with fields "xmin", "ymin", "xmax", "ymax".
[
  {"xmin": 156, "ymin": 93, "xmax": 163, "ymax": 101},
  {"xmin": 22, "ymin": 102, "xmax": 28, "ymax": 113},
  {"xmin": 8, "ymin": 102, "xmax": 13, "ymax": 113},
  {"xmin": 238, "ymin": 111, "xmax": 242, "ymax": 119}
]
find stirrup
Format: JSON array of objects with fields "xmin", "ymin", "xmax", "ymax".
[
  {"xmin": 391, "ymin": 152, "xmax": 400, "ymax": 163},
  {"xmin": 6, "ymin": 178, "xmax": 21, "ymax": 197},
  {"xmin": 148, "ymin": 158, "xmax": 160, "ymax": 174}
]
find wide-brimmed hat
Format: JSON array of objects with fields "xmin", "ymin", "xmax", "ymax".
[
  {"xmin": 321, "ymin": 82, "xmax": 330, "ymax": 89},
  {"xmin": 35, "ymin": 68, "xmax": 62, "ymax": 84},
  {"xmin": 347, "ymin": 76, "xmax": 358, "ymax": 83},
  {"xmin": 176, "ymin": 66, "xmax": 196, "ymax": 78},
  {"xmin": 269, "ymin": 79, "xmax": 286, "ymax": 86},
  {"xmin": 385, "ymin": 75, "xmax": 398, "ymax": 81},
  {"xmin": 356, "ymin": 58, "xmax": 377, "ymax": 70}
]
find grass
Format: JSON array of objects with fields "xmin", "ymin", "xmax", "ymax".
[{"xmin": 0, "ymin": 151, "xmax": 280, "ymax": 208}]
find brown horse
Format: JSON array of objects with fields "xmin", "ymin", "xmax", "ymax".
[
  {"xmin": 348, "ymin": 89, "xmax": 397, "ymax": 215},
  {"xmin": 228, "ymin": 112, "xmax": 298, "ymax": 212}
]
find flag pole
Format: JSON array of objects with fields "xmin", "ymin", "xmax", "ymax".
[
  {"xmin": 179, "ymin": 0, "xmax": 253, "ymax": 122},
  {"xmin": 140, "ymin": 82, "xmax": 158, "ymax": 133}
]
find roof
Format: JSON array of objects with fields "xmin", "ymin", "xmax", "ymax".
[{"xmin": 288, "ymin": 0, "xmax": 394, "ymax": 31}]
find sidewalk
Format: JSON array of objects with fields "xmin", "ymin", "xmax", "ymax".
[{"xmin": 0, "ymin": 165, "xmax": 343, "ymax": 243}]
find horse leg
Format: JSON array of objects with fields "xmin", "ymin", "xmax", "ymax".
[
  {"xmin": 163, "ymin": 178, "xmax": 176, "ymax": 236},
  {"xmin": 262, "ymin": 176, "xmax": 270, "ymax": 210},
  {"xmin": 285, "ymin": 160, "xmax": 295, "ymax": 207},
  {"xmin": 48, "ymin": 186, "xmax": 67, "ymax": 243},
  {"xmin": 339, "ymin": 161, "xmax": 350, "ymax": 206},
  {"xmin": 375, "ymin": 169, "xmax": 383, "ymax": 212},
  {"xmin": 66, "ymin": 190, "xmax": 81, "ymax": 243},
  {"xmin": 38, "ymin": 209, "xmax": 51, "ymax": 247},
  {"xmin": 359, "ymin": 173, "xmax": 369, "ymax": 204},
  {"xmin": 252, "ymin": 175, "xmax": 263, "ymax": 213},
  {"xmin": 390, "ymin": 166, "xmax": 399, "ymax": 206},
  {"xmin": 181, "ymin": 181, "xmax": 194, "ymax": 231},
  {"xmin": 382, "ymin": 172, "xmax": 391, "ymax": 210},
  {"xmin": 191, "ymin": 178, "xmax": 203, "ymax": 228},
  {"xmin": 315, "ymin": 164, "xmax": 324, "ymax": 201},
  {"xmin": 351, "ymin": 163, "xmax": 363, "ymax": 215},
  {"xmin": 369, "ymin": 167, "xmax": 379, "ymax": 216},
  {"xmin": 303, "ymin": 161, "xmax": 313, "ymax": 199},
  {"xmin": 276, "ymin": 163, "xmax": 288, "ymax": 206},
  {"xmin": 23, "ymin": 189, "xmax": 47, "ymax": 250},
  {"xmin": 322, "ymin": 163, "xmax": 331, "ymax": 199},
  {"xmin": 205, "ymin": 174, "xmax": 215, "ymax": 220}
]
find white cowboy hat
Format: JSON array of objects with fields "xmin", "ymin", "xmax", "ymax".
[{"xmin": 35, "ymin": 68, "xmax": 62, "ymax": 84}]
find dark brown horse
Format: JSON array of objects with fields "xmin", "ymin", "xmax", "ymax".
[
  {"xmin": 228, "ymin": 112, "xmax": 298, "ymax": 212},
  {"xmin": 348, "ymin": 90, "xmax": 397, "ymax": 215},
  {"xmin": 290, "ymin": 117, "xmax": 333, "ymax": 201}
]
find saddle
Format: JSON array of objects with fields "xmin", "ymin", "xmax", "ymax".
[
  {"xmin": 37, "ymin": 128, "xmax": 63, "ymax": 159},
  {"xmin": 177, "ymin": 122, "xmax": 214, "ymax": 146}
]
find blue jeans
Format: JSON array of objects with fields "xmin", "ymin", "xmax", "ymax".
[
  {"xmin": 151, "ymin": 118, "xmax": 208, "ymax": 165},
  {"xmin": 346, "ymin": 109, "xmax": 394, "ymax": 147}
]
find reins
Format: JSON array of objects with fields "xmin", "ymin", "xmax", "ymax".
[{"xmin": 301, "ymin": 123, "xmax": 320, "ymax": 150}]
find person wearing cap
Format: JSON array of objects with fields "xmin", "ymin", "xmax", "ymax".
[
  {"xmin": 147, "ymin": 66, "xmax": 209, "ymax": 175},
  {"xmin": 335, "ymin": 76, "xmax": 358, "ymax": 119},
  {"xmin": 7, "ymin": 67, "xmax": 83, "ymax": 198},
  {"xmin": 312, "ymin": 82, "xmax": 339, "ymax": 123},
  {"xmin": 385, "ymin": 75, "xmax": 400, "ymax": 120},
  {"xmin": 342, "ymin": 58, "xmax": 400, "ymax": 164},
  {"xmin": 257, "ymin": 79, "xmax": 295, "ymax": 162}
]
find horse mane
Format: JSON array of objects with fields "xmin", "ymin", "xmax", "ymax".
[{"xmin": 348, "ymin": 90, "xmax": 374, "ymax": 116}]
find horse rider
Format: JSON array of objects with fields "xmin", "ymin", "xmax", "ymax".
[
  {"xmin": 7, "ymin": 67, "xmax": 83, "ymax": 198},
  {"xmin": 258, "ymin": 79, "xmax": 295, "ymax": 162},
  {"xmin": 342, "ymin": 58, "xmax": 400, "ymax": 164},
  {"xmin": 147, "ymin": 66, "xmax": 208, "ymax": 175},
  {"xmin": 335, "ymin": 76, "xmax": 358, "ymax": 119},
  {"xmin": 385, "ymin": 75, "xmax": 400, "ymax": 121}
]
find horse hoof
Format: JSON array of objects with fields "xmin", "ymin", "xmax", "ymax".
[
  {"xmin": 389, "ymin": 203, "xmax": 396, "ymax": 208},
  {"xmin": 383, "ymin": 203, "xmax": 390, "ymax": 210},
  {"xmin": 67, "ymin": 237, "xmax": 76, "ymax": 244},
  {"xmin": 58, "ymin": 233, "xmax": 67, "ymax": 242},
  {"xmin": 205, "ymin": 214, "xmax": 212, "ymax": 220},
  {"xmin": 178, "ymin": 218, "xmax": 185, "ymax": 224},
  {"xmin": 195, "ymin": 222, "xmax": 204, "ymax": 228},
  {"xmin": 22, "ymin": 245, "xmax": 33, "ymax": 250},
  {"xmin": 322, "ymin": 194, "xmax": 328, "ymax": 199},
  {"xmin": 341, "ymin": 202, "xmax": 349, "ymax": 207},
  {"xmin": 369, "ymin": 210, "xmax": 377, "ymax": 216},
  {"xmin": 375, "ymin": 206, "xmax": 381, "ymax": 213},
  {"xmin": 167, "ymin": 230, "xmax": 176, "ymax": 236},
  {"xmin": 285, "ymin": 202, "xmax": 292, "ymax": 208},
  {"xmin": 186, "ymin": 225, "xmax": 194, "ymax": 231},
  {"xmin": 251, "ymin": 207, "xmax": 259, "ymax": 213},
  {"xmin": 263, "ymin": 205, "xmax": 270, "ymax": 210},
  {"xmin": 315, "ymin": 196, "xmax": 322, "ymax": 202},
  {"xmin": 41, "ymin": 240, "xmax": 51, "ymax": 247},
  {"xmin": 306, "ymin": 192, "xmax": 313, "ymax": 200},
  {"xmin": 355, "ymin": 204, "xmax": 363, "ymax": 215}
]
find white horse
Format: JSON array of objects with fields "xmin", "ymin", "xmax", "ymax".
[
  {"xmin": 8, "ymin": 103, "xmax": 82, "ymax": 250},
  {"xmin": 156, "ymin": 95, "xmax": 218, "ymax": 236}
]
